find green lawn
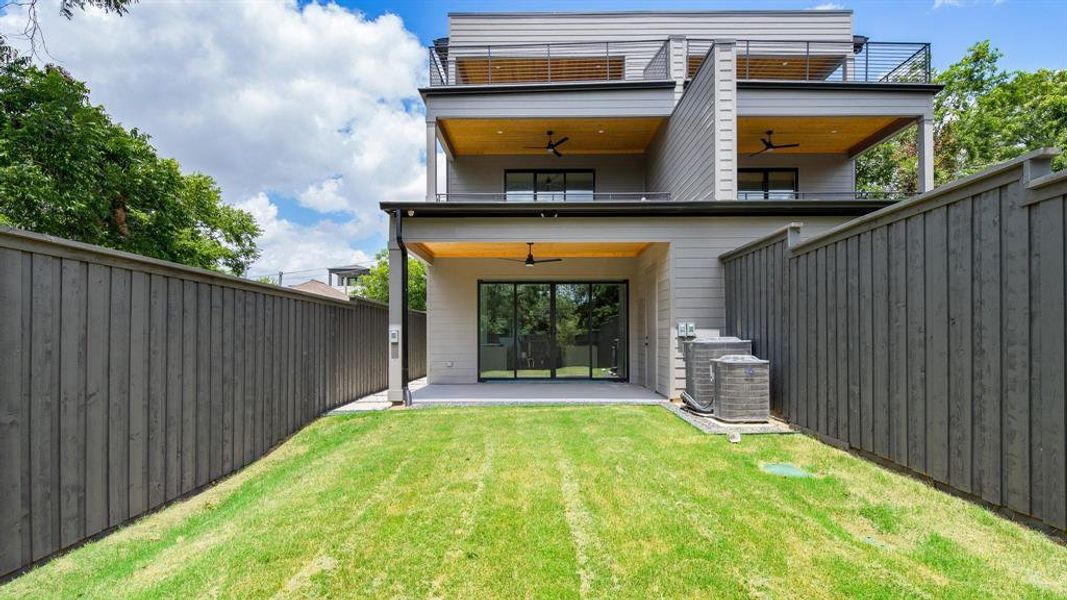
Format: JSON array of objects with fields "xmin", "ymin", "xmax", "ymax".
[{"xmin": 3, "ymin": 406, "xmax": 1065, "ymax": 599}]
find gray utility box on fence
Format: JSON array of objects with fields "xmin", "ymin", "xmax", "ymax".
[
  {"xmin": 681, "ymin": 337, "xmax": 752, "ymax": 414},
  {"xmin": 712, "ymin": 355, "xmax": 771, "ymax": 423}
]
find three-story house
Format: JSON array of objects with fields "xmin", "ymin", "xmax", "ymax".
[{"xmin": 380, "ymin": 9, "xmax": 939, "ymax": 403}]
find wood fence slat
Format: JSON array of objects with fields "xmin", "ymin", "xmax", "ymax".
[
  {"xmin": 0, "ymin": 249, "xmax": 25, "ymax": 573},
  {"xmin": 181, "ymin": 281, "xmax": 197, "ymax": 494},
  {"xmin": 924, "ymin": 207, "xmax": 950, "ymax": 484},
  {"xmin": 210, "ymin": 285, "xmax": 223, "ymax": 480},
  {"xmin": 1000, "ymin": 184, "xmax": 1031, "ymax": 514},
  {"xmin": 29, "ymin": 255, "xmax": 61, "ymax": 559},
  {"xmin": 147, "ymin": 274, "xmax": 166, "ymax": 509},
  {"xmin": 128, "ymin": 271, "xmax": 149, "ymax": 518},
  {"xmin": 195, "ymin": 282, "xmax": 210, "ymax": 487},
  {"xmin": 107, "ymin": 268, "xmax": 131, "ymax": 527},
  {"xmin": 85, "ymin": 264, "xmax": 110, "ymax": 536},
  {"xmin": 221, "ymin": 287, "xmax": 233, "ymax": 475},
  {"xmin": 59, "ymin": 259, "xmax": 87, "ymax": 547},
  {"xmin": 973, "ymin": 189, "xmax": 1002, "ymax": 504},
  {"xmin": 872, "ymin": 227, "xmax": 890, "ymax": 458},
  {"xmin": 1035, "ymin": 197, "xmax": 1066, "ymax": 529},
  {"xmin": 887, "ymin": 221, "xmax": 908, "ymax": 465},
  {"xmin": 847, "ymin": 236, "xmax": 861, "ymax": 448},
  {"xmin": 859, "ymin": 231, "xmax": 874, "ymax": 452},
  {"xmin": 164, "ymin": 278, "xmax": 182, "ymax": 502},
  {"xmin": 905, "ymin": 215, "xmax": 926, "ymax": 471},
  {"xmin": 947, "ymin": 199, "xmax": 974, "ymax": 494}
]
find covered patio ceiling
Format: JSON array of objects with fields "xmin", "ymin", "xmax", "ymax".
[
  {"xmin": 437, "ymin": 117, "xmax": 666, "ymax": 156},
  {"xmin": 409, "ymin": 241, "xmax": 653, "ymax": 260},
  {"xmin": 738, "ymin": 115, "xmax": 915, "ymax": 156}
]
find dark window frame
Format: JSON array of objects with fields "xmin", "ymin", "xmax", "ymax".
[
  {"xmin": 476, "ymin": 279, "xmax": 628, "ymax": 382},
  {"xmin": 503, "ymin": 169, "xmax": 596, "ymax": 202},
  {"xmin": 738, "ymin": 167, "xmax": 800, "ymax": 200}
]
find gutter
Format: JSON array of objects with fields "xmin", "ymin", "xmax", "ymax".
[{"xmin": 379, "ymin": 200, "xmax": 896, "ymax": 218}]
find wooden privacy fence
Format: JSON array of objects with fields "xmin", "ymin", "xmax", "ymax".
[
  {"xmin": 0, "ymin": 228, "xmax": 426, "ymax": 578},
  {"xmin": 722, "ymin": 149, "xmax": 1066, "ymax": 533}
]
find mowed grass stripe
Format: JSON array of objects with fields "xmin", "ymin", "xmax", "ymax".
[{"xmin": 1, "ymin": 406, "xmax": 1065, "ymax": 599}]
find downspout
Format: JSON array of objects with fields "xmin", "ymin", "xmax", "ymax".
[{"xmin": 394, "ymin": 208, "xmax": 411, "ymax": 406}]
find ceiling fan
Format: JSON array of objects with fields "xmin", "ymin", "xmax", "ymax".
[
  {"xmin": 524, "ymin": 130, "xmax": 569, "ymax": 157},
  {"xmin": 749, "ymin": 130, "xmax": 800, "ymax": 156},
  {"xmin": 500, "ymin": 242, "xmax": 563, "ymax": 268}
]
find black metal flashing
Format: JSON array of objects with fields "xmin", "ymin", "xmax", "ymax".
[
  {"xmin": 379, "ymin": 200, "xmax": 897, "ymax": 218},
  {"xmin": 737, "ymin": 80, "xmax": 943, "ymax": 93}
]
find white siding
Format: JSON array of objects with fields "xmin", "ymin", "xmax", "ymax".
[
  {"xmin": 425, "ymin": 87, "xmax": 676, "ymax": 121},
  {"xmin": 409, "ymin": 215, "xmax": 850, "ymax": 396},
  {"xmin": 644, "ymin": 56, "xmax": 718, "ymax": 202},
  {"xmin": 738, "ymin": 154, "xmax": 856, "ymax": 195},
  {"xmin": 447, "ymin": 154, "xmax": 647, "ymax": 196},
  {"xmin": 447, "ymin": 11, "xmax": 854, "ymax": 45},
  {"xmin": 738, "ymin": 88, "xmax": 935, "ymax": 118}
]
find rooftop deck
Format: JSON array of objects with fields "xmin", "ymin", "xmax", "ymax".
[{"xmin": 428, "ymin": 37, "xmax": 931, "ymax": 88}]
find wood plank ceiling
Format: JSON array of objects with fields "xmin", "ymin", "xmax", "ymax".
[
  {"xmin": 738, "ymin": 115, "xmax": 914, "ymax": 155},
  {"xmin": 438, "ymin": 117, "xmax": 665, "ymax": 156},
  {"xmin": 412, "ymin": 241, "xmax": 653, "ymax": 259}
]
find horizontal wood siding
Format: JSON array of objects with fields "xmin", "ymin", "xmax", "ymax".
[
  {"xmin": 448, "ymin": 12, "xmax": 854, "ymax": 45},
  {"xmin": 720, "ymin": 154, "xmax": 1066, "ymax": 533},
  {"xmin": 0, "ymin": 229, "xmax": 427, "ymax": 578}
]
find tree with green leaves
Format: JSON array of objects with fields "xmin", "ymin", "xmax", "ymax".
[
  {"xmin": 353, "ymin": 249, "xmax": 427, "ymax": 310},
  {"xmin": 858, "ymin": 41, "xmax": 1066, "ymax": 194},
  {"xmin": 0, "ymin": 55, "xmax": 261, "ymax": 274}
]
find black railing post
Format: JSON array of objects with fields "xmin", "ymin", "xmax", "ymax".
[
  {"xmin": 745, "ymin": 40, "xmax": 751, "ymax": 79},
  {"xmin": 865, "ymin": 44, "xmax": 870, "ymax": 82},
  {"xmin": 805, "ymin": 41, "xmax": 810, "ymax": 80}
]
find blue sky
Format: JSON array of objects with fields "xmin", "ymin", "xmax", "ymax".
[{"xmin": 339, "ymin": 0, "xmax": 1067, "ymax": 72}]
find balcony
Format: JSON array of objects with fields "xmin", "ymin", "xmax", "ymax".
[
  {"xmin": 687, "ymin": 38, "xmax": 931, "ymax": 84},
  {"xmin": 426, "ymin": 37, "xmax": 931, "ymax": 88},
  {"xmin": 428, "ymin": 39, "xmax": 672, "ymax": 87},
  {"xmin": 433, "ymin": 191, "xmax": 906, "ymax": 204},
  {"xmin": 434, "ymin": 192, "xmax": 672, "ymax": 203}
]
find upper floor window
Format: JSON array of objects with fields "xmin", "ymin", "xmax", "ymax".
[
  {"xmin": 739, "ymin": 168, "xmax": 798, "ymax": 200},
  {"xmin": 505, "ymin": 170, "xmax": 594, "ymax": 202}
]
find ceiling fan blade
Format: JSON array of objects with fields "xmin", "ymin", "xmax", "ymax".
[
  {"xmin": 522, "ymin": 145, "xmax": 545, "ymax": 149},
  {"xmin": 498, "ymin": 258, "xmax": 527, "ymax": 263},
  {"xmin": 552, "ymin": 148, "xmax": 562, "ymax": 157},
  {"xmin": 749, "ymin": 147, "xmax": 770, "ymax": 157},
  {"xmin": 553, "ymin": 136, "xmax": 569, "ymax": 147},
  {"xmin": 532, "ymin": 258, "xmax": 563, "ymax": 264},
  {"xmin": 774, "ymin": 143, "xmax": 801, "ymax": 149}
]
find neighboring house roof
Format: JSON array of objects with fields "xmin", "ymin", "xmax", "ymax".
[
  {"xmin": 289, "ymin": 279, "xmax": 350, "ymax": 301},
  {"xmin": 327, "ymin": 264, "xmax": 370, "ymax": 278}
]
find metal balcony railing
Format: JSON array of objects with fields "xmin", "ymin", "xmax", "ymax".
[
  {"xmin": 435, "ymin": 192, "xmax": 672, "ymax": 203},
  {"xmin": 686, "ymin": 39, "xmax": 931, "ymax": 84},
  {"xmin": 736, "ymin": 190, "xmax": 909, "ymax": 201},
  {"xmin": 428, "ymin": 39, "xmax": 673, "ymax": 87}
]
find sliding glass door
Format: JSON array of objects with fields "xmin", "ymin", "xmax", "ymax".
[{"xmin": 478, "ymin": 281, "xmax": 627, "ymax": 381}]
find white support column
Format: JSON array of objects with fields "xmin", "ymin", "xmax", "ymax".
[
  {"xmin": 917, "ymin": 116, "xmax": 935, "ymax": 193},
  {"xmin": 426, "ymin": 120, "xmax": 438, "ymax": 202},
  {"xmin": 712, "ymin": 40, "xmax": 737, "ymax": 201},
  {"xmin": 668, "ymin": 35, "xmax": 687, "ymax": 104},
  {"xmin": 387, "ymin": 214, "xmax": 406, "ymax": 404}
]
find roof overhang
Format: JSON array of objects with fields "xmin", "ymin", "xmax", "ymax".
[{"xmin": 380, "ymin": 200, "xmax": 896, "ymax": 218}]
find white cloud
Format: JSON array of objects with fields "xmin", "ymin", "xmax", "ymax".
[
  {"xmin": 235, "ymin": 193, "xmax": 378, "ymax": 279},
  {"xmin": 806, "ymin": 3, "xmax": 845, "ymax": 10},
  {"xmin": 299, "ymin": 177, "xmax": 348, "ymax": 213},
  {"xmin": 932, "ymin": 0, "xmax": 963, "ymax": 7},
  {"xmin": 0, "ymin": 0, "xmax": 427, "ymax": 274}
]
